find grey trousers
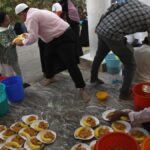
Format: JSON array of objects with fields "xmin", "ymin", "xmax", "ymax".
[{"xmin": 91, "ymin": 36, "xmax": 136, "ymax": 96}]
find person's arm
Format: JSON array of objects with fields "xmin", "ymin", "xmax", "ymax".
[{"xmin": 129, "ymin": 107, "xmax": 150, "ymax": 124}]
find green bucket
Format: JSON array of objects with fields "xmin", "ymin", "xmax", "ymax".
[{"xmin": 0, "ymin": 83, "xmax": 9, "ymax": 117}]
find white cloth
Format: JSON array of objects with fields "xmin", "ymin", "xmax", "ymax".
[
  {"xmin": 129, "ymin": 107, "xmax": 150, "ymax": 125},
  {"xmin": 52, "ymin": 2, "xmax": 62, "ymax": 12},
  {"xmin": 134, "ymin": 45, "xmax": 150, "ymax": 83}
]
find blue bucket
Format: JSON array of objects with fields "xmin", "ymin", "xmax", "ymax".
[
  {"xmin": 2, "ymin": 76, "xmax": 25, "ymax": 102},
  {"xmin": 105, "ymin": 53, "xmax": 121, "ymax": 74},
  {"xmin": 0, "ymin": 83, "xmax": 9, "ymax": 117}
]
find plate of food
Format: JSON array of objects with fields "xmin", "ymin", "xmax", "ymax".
[
  {"xmin": 74, "ymin": 127, "xmax": 94, "ymax": 140},
  {"xmin": 0, "ymin": 138, "xmax": 5, "ymax": 148},
  {"xmin": 80, "ymin": 115, "xmax": 99, "ymax": 128},
  {"xmin": 26, "ymin": 136, "xmax": 43, "ymax": 150},
  {"xmin": 10, "ymin": 122, "xmax": 27, "ymax": 133},
  {"xmin": 18, "ymin": 127, "xmax": 37, "ymax": 140},
  {"xmin": 71, "ymin": 143, "xmax": 90, "ymax": 150},
  {"xmin": 0, "ymin": 129, "xmax": 15, "ymax": 140},
  {"xmin": 0, "ymin": 125, "xmax": 7, "ymax": 133},
  {"xmin": 102, "ymin": 109, "xmax": 116, "ymax": 121},
  {"xmin": 22, "ymin": 114, "xmax": 39, "ymax": 125},
  {"xmin": 90, "ymin": 140, "xmax": 97, "ymax": 150},
  {"xmin": 129, "ymin": 127, "xmax": 149, "ymax": 144},
  {"xmin": 12, "ymin": 33, "xmax": 28, "ymax": 45},
  {"xmin": 5, "ymin": 134, "xmax": 25, "ymax": 149},
  {"xmin": 94, "ymin": 125, "xmax": 113, "ymax": 139},
  {"xmin": 31, "ymin": 120, "xmax": 49, "ymax": 131},
  {"xmin": 111, "ymin": 120, "xmax": 131, "ymax": 133},
  {"xmin": 36, "ymin": 129, "xmax": 56, "ymax": 144}
]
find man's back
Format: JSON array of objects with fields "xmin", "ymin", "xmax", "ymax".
[{"xmin": 96, "ymin": 0, "xmax": 150, "ymax": 40}]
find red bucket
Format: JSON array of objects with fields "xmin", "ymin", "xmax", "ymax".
[
  {"xmin": 96, "ymin": 132, "xmax": 140, "ymax": 150},
  {"xmin": 133, "ymin": 83, "xmax": 150, "ymax": 111},
  {"xmin": 0, "ymin": 76, "xmax": 7, "ymax": 82}
]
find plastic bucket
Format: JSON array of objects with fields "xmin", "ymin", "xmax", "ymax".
[
  {"xmin": 96, "ymin": 132, "xmax": 140, "ymax": 150},
  {"xmin": 2, "ymin": 76, "xmax": 25, "ymax": 102},
  {"xmin": 141, "ymin": 137, "xmax": 150, "ymax": 150},
  {"xmin": 105, "ymin": 53, "xmax": 121, "ymax": 74},
  {"xmin": 0, "ymin": 83, "xmax": 9, "ymax": 117},
  {"xmin": 133, "ymin": 83, "xmax": 150, "ymax": 111},
  {"xmin": 0, "ymin": 76, "xmax": 7, "ymax": 82}
]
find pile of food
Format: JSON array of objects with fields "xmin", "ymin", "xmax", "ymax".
[
  {"xmin": 71, "ymin": 109, "xmax": 149, "ymax": 150},
  {"xmin": 0, "ymin": 114, "xmax": 56, "ymax": 150}
]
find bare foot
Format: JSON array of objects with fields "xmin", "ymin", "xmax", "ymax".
[
  {"xmin": 80, "ymin": 88, "xmax": 91, "ymax": 103},
  {"xmin": 40, "ymin": 77, "xmax": 56, "ymax": 86}
]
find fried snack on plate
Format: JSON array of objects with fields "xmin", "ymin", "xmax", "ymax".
[
  {"xmin": 19, "ymin": 128, "xmax": 37, "ymax": 140},
  {"xmin": 26, "ymin": 136, "xmax": 42, "ymax": 150},
  {"xmin": 5, "ymin": 134, "xmax": 25, "ymax": 148},
  {"xmin": 94, "ymin": 125, "xmax": 113, "ymax": 139},
  {"xmin": 12, "ymin": 33, "xmax": 28, "ymax": 44},
  {"xmin": 74, "ymin": 127, "xmax": 94, "ymax": 140},
  {"xmin": 36, "ymin": 129, "xmax": 56, "ymax": 144},
  {"xmin": 90, "ymin": 140, "xmax": 97, "ymax": 150},
  {"xmin": 1, "ymin": 129, "xmax": 15, "ymax": 140},
  {"xmin": 22, "ymin": 115, "xmax": 39, "ymax": 125},
  {"xmin": 10, "ymin": 122, "xmax": 27, "ymax": 133},
  {"xmin": 80, "ymin": 115, "xmax": 99, "ymax": 128},
  {"xmin": 111, "ymin": 120, "xmax": 131, "ymax": 133},
  {"xmin": 0, "ymin": 125, "xmax": 7, "ymax": 133},
  {"xmin": 31, "ymin": 120, "xmax": 49, "ymax": 131},
  {"xmin": 129, "ymin": 127, "xmax": 149, "ymax": 144},
  {"xmin": 102, "ymin": 109, "xmax": 116, "ymax": 121},
  {"xmin": 71, "ymin": 143, "xmax": 90, "ymax": 150}
]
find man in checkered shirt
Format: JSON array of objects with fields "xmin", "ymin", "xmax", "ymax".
[{"xmin": 91, "ymin": 0, "xmax": 150, "ymax": 100}]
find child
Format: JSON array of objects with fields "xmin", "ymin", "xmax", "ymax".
[{"xmin": 0, "ymin": 12, "xmax": 29, "ymax": 87}]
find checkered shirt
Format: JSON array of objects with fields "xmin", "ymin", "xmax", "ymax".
[{"xmin": 96, "ymin": 0, "xmax": 150, "ymax": 41}]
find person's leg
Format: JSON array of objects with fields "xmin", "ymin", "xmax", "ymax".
[
  {"xmin": 38, "ymin": 38, "xmax": 46, "ymax": 76},
  {"xmin": 91, "ymin": 37, "xmax": 110, "ymax": 83},
  {"xmin": 11, "ymin": 62, "xmax": 22, "ymax": 76},
  {"xmin": 104, "ymin": 38, "xmax": 136, "ymax": 99},
  {"xmin": 11, "ymin": 62, "xmax": 30, "ymax": 88},
  {"xmin": 56, "ymin": 29, "xmax": 90, "ymax": 102}
]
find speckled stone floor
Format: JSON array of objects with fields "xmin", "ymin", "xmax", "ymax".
[{"xmin": 0, "ymin": 64, "xmax": 134, "ymax": 149}]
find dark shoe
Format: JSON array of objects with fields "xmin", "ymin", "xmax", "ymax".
[
  {"xmin": 119, "ymin": 92, "xmax": 133, "ymax": 100},
  {"xmin": 23, "ymin": 83, "xmax": 30, "ymax": 88},
  {"xmin": 90, "ymin": 78, "xmax": 104, "ymax": 85}
]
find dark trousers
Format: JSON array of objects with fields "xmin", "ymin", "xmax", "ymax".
[
  {"xmin": 44, "ymin": 28, "xmax": 85, "ymax": 88},
  {"xmin": 38, "ymin": 38, "xmax": 46, "ymax": 74},
  {"xmin": 91, "ymin": 36, "xmax": 136, "ymax": 95}
]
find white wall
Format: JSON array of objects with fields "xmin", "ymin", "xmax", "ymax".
[{"xmin": 86, "ymin": 0, "xmax": 111, "ymax": 58}]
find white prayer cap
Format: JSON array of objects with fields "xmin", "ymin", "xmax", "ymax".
[{"xmin": 15, "ymin": 3, "xmax": 28, "ymax": 15}]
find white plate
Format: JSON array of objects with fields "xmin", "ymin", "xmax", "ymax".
[
  {"xmin": 30, "ymin": 120, "xmax": 49, "ymax": 131},
  {"xmin": 94, "ymin": 125, "xmax": 113, "ymax": 139},
  {"xmin": 22, "ymin": 114, "xmax": 39, "ymax": 125},
  {"xmin": 10, "ymin": 122, "xmax": 27, "ymax": 133},
  {"xmin": 129, "ymin": 127, "xmax": 149, "ymax": 137},
  {"xmin": 111, "ymin": 120, "xmax": 131, "ymax": 133},
  {"xmin": 89, "ymin": 140, "xmax": 97, "ymax": 150},
  {"xmin": 0, "ymin": 129, "xmax": 15, "ymax": 140},
  {"xmin": 24, "ymin": 141, "xmax": 31, "ymax": 150},
  {"xmin": 36, "ymin": 129, "xmax": 56, "ymax": 144},
  {"xmin": 74, "ymin": 127, "xmax": 94, "ymax": 140},
  {"xmin": 18, "ymin": 128, "xmax": 37, "ymax": 140},
  {"xmin": 80, "ymin": 115, "xmax": 99, "ymax": 128},
  {"xmin": 0, "ymin": 125, "xmax": 7, "ymax": 133},
  {"xmin": 5, "ymin": 134, "xmax": 25, "ymax": 148},
  {"xmin": 102, "ymin": 109, "xmax": 116, "ymax": 121},
  {"xmin": 71, "ymin": 143, "xmax": 90, "ymax": 150}
]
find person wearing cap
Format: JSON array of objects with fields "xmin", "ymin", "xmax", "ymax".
[
  {"xmin": 14, "ymin": 3, "xmax": 90, "ymax": 102},
  {"xmin": 51, "ymin": 0, "xmax": 62, "ymax": 17}
]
